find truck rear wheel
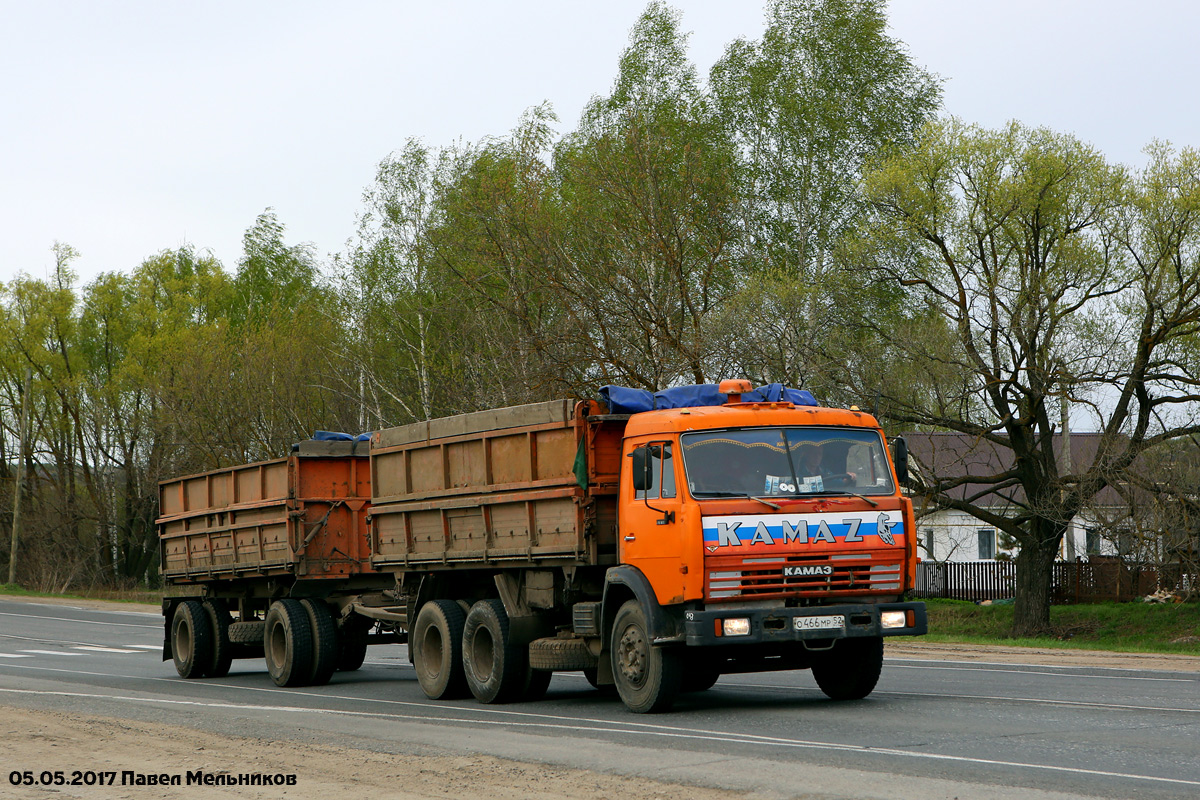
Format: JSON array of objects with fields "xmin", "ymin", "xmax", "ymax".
[
  {"xmin": 301, "ymin": 599, "xmax": 339, "ymax": 686},
  {"xmin": 462, "ymin": 599, "xmax": 527, "ymax": 704},
  {"xmin": 201, "ymin": 599, "xmax": 233, "ymax": 678},
  {"xmin": 171, "ymin": 600, "xmax": 213, "ymax": 679},
  {"xmin": 811, "ymin": 636, "xmax": 884, "ymax": 700},
  {"xmin": 412, "ymin": 600, "xmax": 469, "ymax": 699},
  {"xmin": 522, "ymin": 668, "xmax": 552, "ymax": 702},
  {"xmin": 264, "ymin": 599, "xmax": 315, "ymax": 687},
  {"xmin": 611, "ymin": 600, "xmax": 681, "ymax": 713},
  {"xmin": 337, "ymin": 616, "xmax": 371, "ymax": 672}
]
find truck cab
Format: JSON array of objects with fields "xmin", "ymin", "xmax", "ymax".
[{"xmin": 606, "ymin": 385, "xmax": 925, "ymax": 711}]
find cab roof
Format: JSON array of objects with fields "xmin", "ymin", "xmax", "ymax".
[{"xmin": 622, "ymin": 403, "xmax": 881, "ymax": 438}]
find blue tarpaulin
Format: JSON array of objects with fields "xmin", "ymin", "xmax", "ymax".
[
  {"xmin": 599, "ymin": 383, "xmax": 817, "ymax": 415},
  {"xmin": 312, "ymin": 430, "xmax": 373, "ymax": 442}
]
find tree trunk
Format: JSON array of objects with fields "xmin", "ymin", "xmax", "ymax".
[{"xmin": 1012, "ymin": 537, "xmax": 1059, "ymax": 636}]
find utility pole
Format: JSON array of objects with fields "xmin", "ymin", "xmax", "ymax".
[{"xmin": 8, "ymin": 368, "xmax": 32, "ymax": 585}]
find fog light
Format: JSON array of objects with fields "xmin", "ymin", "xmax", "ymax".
[
  {"xmin": 722, "ymin": 617, "xmax": 751, "ymax": 636},
  {"xmin": 881, "ymin": 610, "xmax": 907, "ymax": 629}
]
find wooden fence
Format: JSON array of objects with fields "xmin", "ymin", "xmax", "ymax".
[{"xmin": 914, "ymin": 557, "xmax": 1190, "ymax": 603}]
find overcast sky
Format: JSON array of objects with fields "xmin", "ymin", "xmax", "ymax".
[{"xmin": 2, "ymin": 0, "xmax": 1197, "ymax": 286}]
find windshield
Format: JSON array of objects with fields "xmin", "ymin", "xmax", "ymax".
[{"xmin": 680, "ymin": 427, "xmax": 895, "ymax": 498}]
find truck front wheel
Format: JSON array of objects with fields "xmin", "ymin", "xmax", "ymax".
[
  {"xmin": 171, "ymin": 600, "xmax": 213, "ymax": 679},
  {"xmin": 811, "ymin": 636, "xmax": 884, "ymax": 700},
  {"xmin": 610, "ymin": 600, "xmax": 681, "ymax": 713},
  {"xmin": 411, "ymin": 600, "xmax": 469, "ymax": 700},
  {"xmin": 264, "ymin": 599, "xmax": 315, "ymax": 687}
]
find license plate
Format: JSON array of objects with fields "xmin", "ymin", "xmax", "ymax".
[{"xmin": 793, "ymin": 615, "xmax": 845, "ymax": 631}]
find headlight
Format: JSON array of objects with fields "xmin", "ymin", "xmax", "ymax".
[
  {"xmin": 722, "ymin": 617, "xmax": 751, "ymax": 636},
  {"xmin": 881, "ymin": 610, "xmax": 907, "ymax": 629}
]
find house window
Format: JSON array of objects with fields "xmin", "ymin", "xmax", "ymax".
[
  {"xmin": 923, "ymin": 528, "xmax": 935, "ymax": 558},
  {"xmin": 1085, "ymin": 528, "xmax": 1101, "ymax": 556},
  {"xmin": 977, "ymin": 529, "xmax": 996, "ymax": 560}
]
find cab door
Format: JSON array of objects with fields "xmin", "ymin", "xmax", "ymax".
[{"xmin": 619, "ymin": 440, "xmax": 685, "ymax": 605}]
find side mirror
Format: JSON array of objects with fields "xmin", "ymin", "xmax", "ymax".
[
  {"xmin": 631, "ymin": 446, "xmax": 651, "ymax": 492},
  {"xmin": 891, "ymin": 437, "xmax": 909, "ymax": 487}
]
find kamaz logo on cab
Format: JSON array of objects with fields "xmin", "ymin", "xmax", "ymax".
[
  {"xmin": 783, "ymin": 565, "xmax": 833, "ymax": 577},
  {"xmin": 701, "ymin": 511, "xmax": 902, "ymax": 551}
]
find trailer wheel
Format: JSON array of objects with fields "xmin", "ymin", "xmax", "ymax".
[
  {"xmin": 201, "ymin": 599, "xmax": 233, "ymax": 678},
  {"xmin": 811, "ymin": 636, "xmax": 884, "ymax": 701},
  {"xmin": 611, "ymin": 600, "xmax": 681, "ymax": 713},
  {"xmin": 462, "ymin": 599, "xmax": 527, "ymax": 704},
  {"xmin": 301, "ymin": 599, "xmax": 339, "ymax": 686},
  {"xmin": 411, "ymin": 600, "xmax": 468, "ymax": 700},
  {"xmin": 171, "ymin": 600, "xmax": 213, "ymax": 679},
  {"xmin": 337, "ymin": 616, "xmax": 371, "ymax": 672},
  {"xmin": 264, "ymin": 599, "xmax": 315, "ymax": 687}
]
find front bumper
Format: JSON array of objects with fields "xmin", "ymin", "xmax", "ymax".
[{"xmin": 682, "ymin": 601, "xmax": 927, "ymax": 646}]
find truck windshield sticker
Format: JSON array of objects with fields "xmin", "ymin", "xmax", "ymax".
[{"xmin": 702, "ymin": 511, "xmax": 903, "ymax": 552}]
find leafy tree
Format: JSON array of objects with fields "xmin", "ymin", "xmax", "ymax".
[
  {"xmin": 860, "ymin": 120, "xmax": 1200, "ymax": 635},
  {"xmin": 710, "ymin": 0, "xmax": 940, "ymax": 394},
  {"xmin": 233, "ymin": 209, "xmax": 319, "ymax": 325},
  {"xmin": 548, "ymin": 2, "xmax": 742, "ymax": 390}
]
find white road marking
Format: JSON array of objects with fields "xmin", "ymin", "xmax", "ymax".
[
  {"xmin": 887, "ymin": 659, "xmax": 1197, "ymax": 682},
  {"xmin": 0, "ymin": 684, "xmax": 1198, "ymax": 790},
  {"xmin": 71, "ymin": 646, "xmax": 140, "ymax": 654},
  {"xmin": 124, "ymin": 645, "xmax": 161, "ymax": 650},
  {"xmin": 0, "ymin": 654, "xmax": 32, "ymax": 658},
  {"xmin": 18, "ymin": 650, "xmax": 84, "ymax": 657},
  {"xmin": 0, "ymin": 610, "xmax": 158, "ymax": 628}
]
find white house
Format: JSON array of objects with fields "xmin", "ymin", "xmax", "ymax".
[{"xmin": 903, "ymin": 432, "xmax": 1135, "ymax": 564}]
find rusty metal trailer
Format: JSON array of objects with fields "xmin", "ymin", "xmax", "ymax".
[{"xmin": 159, "ymin": 440, "xmax": 395, "ymax": 686}]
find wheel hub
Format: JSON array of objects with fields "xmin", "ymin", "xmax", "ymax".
[{"xmin": 617, "ymin": 624, "xmax": 648, "ymax": 687}]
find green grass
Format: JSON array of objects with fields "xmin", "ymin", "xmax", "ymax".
[
  {"xmin": 0, "ymin": 583, "xmax": 160, "ymax": 606},
  {"xmin": 924, "ymin": 598, "xmax": 1200, "ymax": 656}
]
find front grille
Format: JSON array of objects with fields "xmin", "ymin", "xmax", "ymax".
[{"xmin": 705, "ymin": 553, "xmax": 903, "ymax": 601}]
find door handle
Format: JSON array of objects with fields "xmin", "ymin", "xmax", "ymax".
[{"xmin": 624, "ymin": 534, "xmax": 636, "ymax": 542}]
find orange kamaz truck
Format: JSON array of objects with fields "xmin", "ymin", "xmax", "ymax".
[{"xmin": 160, "ymin": 380, "xmax": 926, "ymax": 713}]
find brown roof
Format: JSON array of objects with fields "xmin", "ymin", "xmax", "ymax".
[{"xmin": 902, "ymin": 431, "xmax": 1126, "ymax": 508}]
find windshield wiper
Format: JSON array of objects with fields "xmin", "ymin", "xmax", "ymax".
[
  {"xmin": 695, "ymin": 491, "xmax": 781, "ymax": 510},
  {"xmin": 815, "ymin": 489, "xmax": 879, "ymax": 508}
]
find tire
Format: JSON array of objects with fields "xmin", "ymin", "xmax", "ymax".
[
  {"xmin": 228, "ymin": 620, "xmax": 266, "ymax": 644},
  {"xmin": 528, "ymin": 636, "xmax": 597, "ymax": 671},
  {"xmin": 610, "ymin": 600, "xmax": 682, "ymax": 713},
  {"xmin": 522, "ymin": 668, "xmax": 553, "ymax": 702},
  {"xmin": 301, "ymin": 599, "xmax": 339, "ymax": 686},
  {"xmin": 681, "ymin": 663, "xmax": 721, "ymax": 693},
  {"xmin": 462, "ymin": 599, "xmax": 528, "ymax": 704},
  {"xmin": 264, "ymin": 599, "xmax": 315, "ymax": 687},
  {"xmin": 411, "ymin": 600, "xmax": 469, "ymax": 700},
  {"xmin": 171, "ymin": 600, "xmax": 213, "ymax": 679},
  {"xmin": 337, "ymin": 616, "xmax": 371, "ymax": 672},
  {"xmin": 811, "ymin": 636, "xmax": 884, "ymax": 701},
  {"xmin": 201, "ymin": 599, "xmax": 233, "ymax": 678}
]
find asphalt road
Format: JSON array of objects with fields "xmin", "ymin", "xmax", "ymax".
[{"xmin": 1, "ymin": 596, "xmax": 1198, "ymax": 800}]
